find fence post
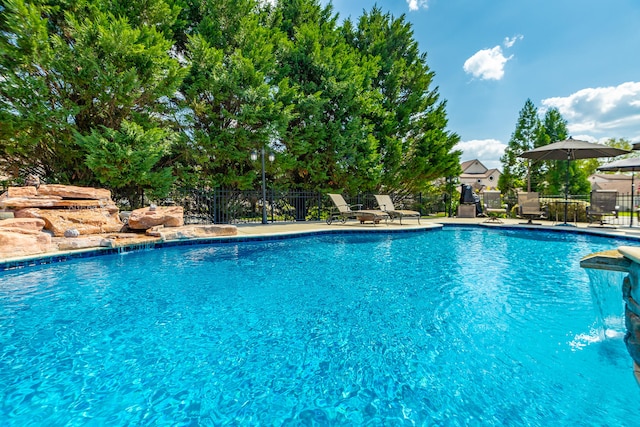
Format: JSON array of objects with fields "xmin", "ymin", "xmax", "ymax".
[
  {"xmin": 270, "ymin": 188, "xmax": 274, "ymax": 223},
  {"xmin": 213, "ymin": 189, "xmax": 218, "ymax": 224}
]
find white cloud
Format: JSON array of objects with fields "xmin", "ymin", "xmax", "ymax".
[
  {"xmin": 407, "ymin": 0, "xmax": 429, "ymax": 11},
  {"xmin": 504, "ymin": 35, "xmax": 523, "ymax": 48},
  {"xmin": 464, "ymin": 35, "xmax": 522, "ymax": 81},
  {"xmin": 541, "ymin": 81, "xmax": 640, "ymax": 142},
  {"xmin": 455, "ymin": 139, "xmax": 507, "ymax": 171},
  {"xmin": 463, "ymin": 47, "xmax": 511, "ymax": 80}
]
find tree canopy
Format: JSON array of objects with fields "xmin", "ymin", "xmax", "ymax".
[
  {"xmin": 499, "ymin": 100, "xmax": 593, "ymax": 197},
  {"xmin": 0, "ymin": 0, "xmax": 461, "ymax": 206},
  {"xmin": 499, "ymin": 99, "xmax": 543, "ymax": 197}
]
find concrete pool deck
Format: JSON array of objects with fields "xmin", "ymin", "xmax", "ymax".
[
  {"xmin": 3, "ymin": 215, "xmax": 640, "ymax": 270},
  {"xmin": 233, "ymin": 215, "xmax": 640, "ymax": 240}
]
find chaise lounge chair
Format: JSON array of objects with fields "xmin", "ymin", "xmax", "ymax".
[
  {"xmin": 586, "ymin": 190, "xmax": 619, "ymax": 227},
  {"xmin": 326, "ymin": 193, "xmax": 389, "ymax": 225},
  {"xmin": 374, "ymin": 194, "xmax": 421, "ymax": 225},
  {"xmin": 483, "ymin": 191, "xmax": 507, "ymax": 223},
  {"xmin": 517, "ymin": 192, "xmax": 547, "ymax": 225}
]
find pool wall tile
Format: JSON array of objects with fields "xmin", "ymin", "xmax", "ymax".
[
  {"xmin": 4, "ymin": 223, "xmax": 640, "ymax": 272},
  {"xmin": 0, "ymin": 225, "xmax": 442, "ymax": 271}
]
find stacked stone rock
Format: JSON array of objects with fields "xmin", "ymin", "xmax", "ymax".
[
  {"xmin": 0, "ymin": 217, "xmax": 54, "ymax": 258},
  {"xmin": 127, "ymin": 205, "xmax": 184, "ymax": 230},
  {"xmin": 1, "ymin": 184, "xmax": 123, "ymax": 237},
  {"xmin": 0, "ymin": 184, "xmax": 123, "ymax": 258},
  {"xmin": 126, "ymin": 205, "xmax": 236, "ymax": 239},
  {"xmin": 0, "ymin": 184, "xmax": 237, "ymax": 260}
]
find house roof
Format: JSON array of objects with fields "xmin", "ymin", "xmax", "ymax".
[
  {"xmin": 460, "ymin": 168, "xmax": 500, "ymax": 180},
  {"xmin": 590, "ymin": 173, "xmax": 633, "ymax": 181},
  {"xmin": 593, "ymin": 181, "xmax": 633, "ymax": 193},
  {"xmin": 462, "ymin": 159, "xmax": 490, "ymax": 173},
  {"xmin": 460, "ymin": 160, "xmax": 477, "ymax": 172},
  {"xmin": 589, "ymin": 173, "xmax": 634, "ymax": 193}
]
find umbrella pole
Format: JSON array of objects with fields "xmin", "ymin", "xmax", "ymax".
[
  {"xmin": 631, "ymin": 173, "xmax": 635, "ymax": 228},
  {"xmin": 564, "ymin": 156, "xmax": 570, "ymax": 225}
]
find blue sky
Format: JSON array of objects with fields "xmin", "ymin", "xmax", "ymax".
[{"xmin": 320, "ymin": 0, "xmax": 640, "ymax": 170}]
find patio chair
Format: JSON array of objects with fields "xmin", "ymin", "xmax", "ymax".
[
  {"xmin": 483, "ymin": 191, "xmax": 507, "ymax": 223},
  {"xmin": 374, "ymin": 194, "xmax": 421, "ymax": 224},
  {"xmin": 517, "ymin": 192, "xmax": 547, "ymax": 225},
  {"xmin": 586, "ymin": 190, "xmax": 619, "ymax": 227},
  {"xmin": 326, "ymin": 194, "xmax": 389, "ymax": 225}
]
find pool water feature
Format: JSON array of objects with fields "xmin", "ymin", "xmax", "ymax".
[
  {"xmin": 1, "ymin": 227, "xmax": 639, "ymax": 425},
  {"xmin": 585, "ymin": 268, "xmax": 627, "ymax": 337}
]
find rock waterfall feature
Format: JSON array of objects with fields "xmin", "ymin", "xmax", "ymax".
[{"xmin": 0, "ymin": 185, "xmax": 237, "ymax": 261}]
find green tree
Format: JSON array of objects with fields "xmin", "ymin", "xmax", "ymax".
[
  {"xmin": 348, "ymin": 7, "xmax": 461, "ymax": 194},
  {"xmin": 1, "ymin": 0, "xmax": 462, "ymax": 200},
  {"xmin": 540, "ymin": 108, "xmax": 571, "ymax": 195},
  {"xmin": 271, "ymin": 0, "xmax": 382, "ymax": 192},
  {"xmin": 499, "ymin": 99, "xmax": 543, "ymax": 196},
  {"xmin": 175, "ymin": 0, "xmax": 290, "ymax": 190},
  {"xmin": 582, "ymin": 137, "xmax": 635, "ymax": 178},
  {"xmin": 76, "ymin": 121, "xmax": 175, "ymax": 208},
  {"xmin": 539, "ymin": 108, "xmax": 593, "ymax": 197},
  {"xmin": 0, "ymin": 0, "xmax": 183, "ymax": 186}
]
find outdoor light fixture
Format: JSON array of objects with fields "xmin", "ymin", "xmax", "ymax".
[{"xmin": 251, "ymin": 147, "xmax": 275, "ymax": 224}]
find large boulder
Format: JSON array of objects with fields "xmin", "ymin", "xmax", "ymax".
[
  {"xmin": 36, "ymin": 184, "xmax": 112, "ymax": 200},
  {"xmin": 0, "ymin": 217, "xmax": 46, "ymax": 231},
  {"xmin": 0, "ymin": 184, "xmax": 113, "ymax": 210},
  {"xmin": 55, "ymin": 235, "xmax": 112, "ymax": 251},
  {"xmin": 7, "ymin": 187, "xmax": 37, "ymax": 197},
  {"xmin": 0, "ymin": 197, "xmax": 108, "ymax": 209},
  {"xmin": 0, "ymin": 227, "xmax": 54, "ymax": 258},
  {"xmin": 146, "ymin": 224, "xmax": 237, "ymax": 240},
  {"xmin": 15, "ymin": 207, "xmax": 123, "ymax": 237},
  {"xmin": 128, "ymin": 206, "xmax": 184, "ymax": 230}
]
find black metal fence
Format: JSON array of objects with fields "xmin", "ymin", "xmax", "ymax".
[
  {"xmin": 8, "ymin": 179, "xmax": 636, "ymax": 226},
  {"xmin": 491, "ymin": 192, "xmax": 640, "ymax": 226},
  {"xmin": 165, "ymin": 188, "xmax": 448, "ymax": 224},
  {"xmin": 548, "ymin": 193, "xmax": 639, "ymax": 226}
]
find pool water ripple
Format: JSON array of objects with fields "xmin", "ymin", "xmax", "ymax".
[{"xmin": 1, "ymin": 227, "xmax": 639, "ymax": 425}]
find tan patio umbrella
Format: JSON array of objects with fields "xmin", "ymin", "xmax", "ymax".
[
  {"xmin": 597, "ymin": 157, "xmax": 640, "ymax": 227},
  {"xmin": 519, "ymin": 137, "xmax": 629, "ymax": 225}
]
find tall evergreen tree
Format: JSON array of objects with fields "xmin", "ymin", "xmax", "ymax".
[
  {"xmin": 1, "ymin": 0, "xmax": 463, "ymax": 200},
  {"xmin": 76, "ymin": 121, "xmax": 176, "ymax": 207},
  {"xmin": 271, "ymin": 0, "xmax": 381, "ymax": 192},
  {"xmin": 499, "ymin": 99, "xmax": 544, "ymax": 196},
  {"xmin": 0, "ymin": 0, "xmax": 184, "ymax": 200},
  {"xmin": 540, "ymin": 108, "xmax": 569, "ymax": 195},
  {"xmin": 176, "ymin": 0, "xmax": 287, "ymax": 189},
  {"xmin": 348, "ymin": 7, "xmax": 460, "ymax": 193},
  {"xmin": 539, "ymin": 109, "xmax": 591, "ymax": 197}
]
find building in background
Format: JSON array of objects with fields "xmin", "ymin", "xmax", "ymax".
[
  {"xmin": 459, "ymin": 160, "xmax": 501, "ymax": 192},
  {"xmin": 589, "ymin": 173, "xmax": 634, "ymax": 194}
]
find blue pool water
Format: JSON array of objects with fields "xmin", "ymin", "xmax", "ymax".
[{"xmin": 1, "ymin": 227, "xmax": 639, "ymax": 425}]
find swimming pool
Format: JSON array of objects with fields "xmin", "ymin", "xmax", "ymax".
[{"xmin": 1, "ymin": 227, "xmax": 638, "ymax": 425}]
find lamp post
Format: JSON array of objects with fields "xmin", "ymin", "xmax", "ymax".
[{"xmin": 251, "ymin": 147, "xmax": 275, "ymax": 224}]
